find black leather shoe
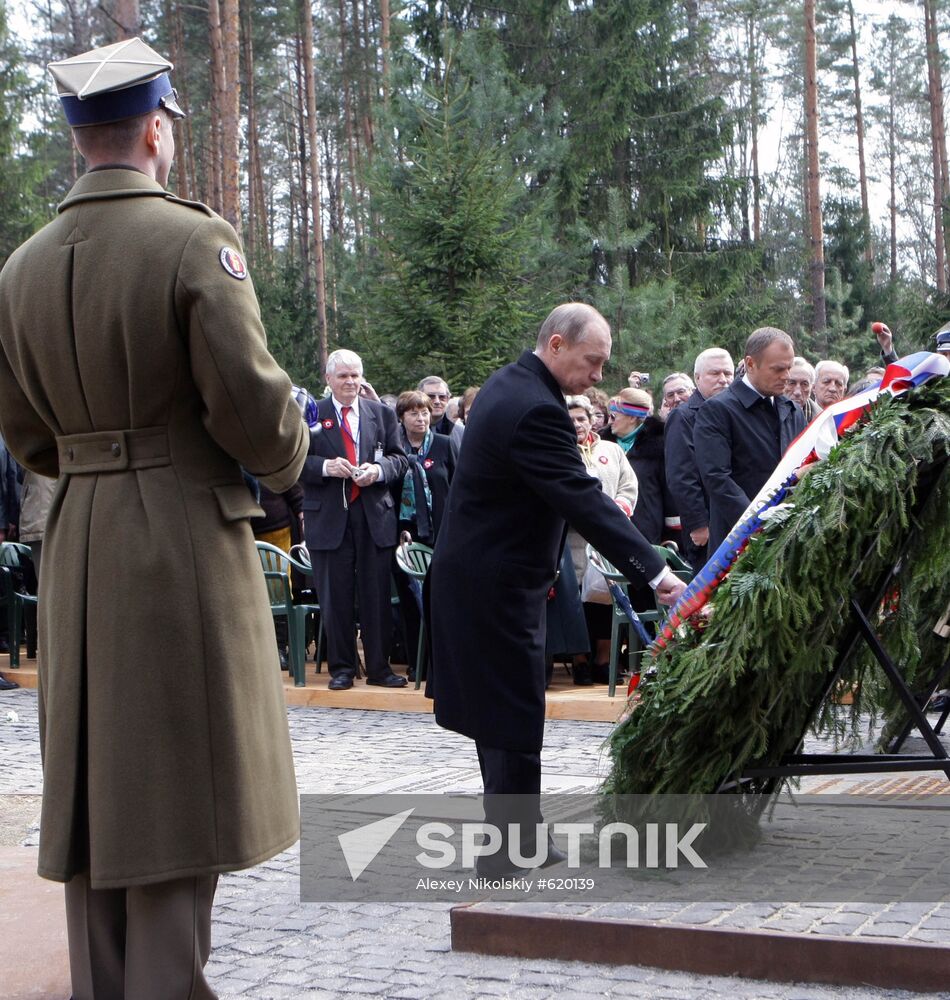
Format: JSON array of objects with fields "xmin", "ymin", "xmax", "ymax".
[
  {"xmin": 0, "ymin": 675, "xmax": 19, "ymax": 691},
  {"xmin": 328, "ymin": 674, "xmax": 354, "ymax": 690},
  {"xmin": 366, "ymin": 673, "xmax": 408, "ymax": 688},
  {"xmin": 572, "ymin": 662, "xmax": 594, "ymax": 686},
  {"xmin": 540, "ymin": 838, "xmax": 568, "ymax": 868},
  {"xmin": 591, "ymin": 662, "xmax": 611, "ymax": 685}
]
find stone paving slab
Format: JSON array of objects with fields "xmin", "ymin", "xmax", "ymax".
[{"xmin": 2, "ymin": 688, "xmax": 949, "ymax": 998}]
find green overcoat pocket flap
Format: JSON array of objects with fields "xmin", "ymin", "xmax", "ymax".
[{"xmin": 212, "ymin": 483, "xmax": 265, "ymax": 521}]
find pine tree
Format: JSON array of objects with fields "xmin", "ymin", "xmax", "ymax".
[{"xmin": 355, "ymin": 34, "xmax": 549, "ymax": 389}]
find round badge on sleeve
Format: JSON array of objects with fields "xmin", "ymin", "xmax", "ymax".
[
  {"xmin": 599, "ymin": 455, "xmax": 609, "ymax": 464},
  {"xmin": 219, "ymin": 246, "xmax": 248, "ymax": 280}
]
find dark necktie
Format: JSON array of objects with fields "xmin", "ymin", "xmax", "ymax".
[{"xmin": 341, "ymin": 405, "xmax": 360, "ymax": 501}]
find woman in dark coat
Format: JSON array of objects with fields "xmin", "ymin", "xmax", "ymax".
[
  {"xmin": 391, "ymin": 390, "xmax": 456, "ymax": 677},
  {"xmin": 603, "ymin": 387, "xmax": 681, "ymax": 611}
]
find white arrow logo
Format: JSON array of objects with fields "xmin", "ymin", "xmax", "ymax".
[{"xmin": 337, "ymin": 808, "xmax": 415, "ymax": 881}]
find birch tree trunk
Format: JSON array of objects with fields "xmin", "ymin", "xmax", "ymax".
[
  {"xmin": 380, "ymin": 0, "xmax": 390, "ymax": 108},
  {"xmin": 846, "ymin": 0, "xmax": 871, "ymax": 268},
  {"xmin": 208, "ymin": 0, "xmax": 225, "ymax": 216},
  {"xmin": 243, "ymin": 1, "xmax": 268, "ymax": 259},
  {"xmin": 220, "ymin": 0, "xmax": 242, "ymax": 231},
  {"xmin": 169, "ymin": 0, "xmax": 196, "ymax": 201},
  {"xmin": 300, "ymin": 0, "xmax": 329, "ymax": 373},
  {"xmin": 293, "ymin": 28, "xmax": 310, "ymax": 270},
  {"xmin": 748, "ymin": 6, "xmax": 761, "ymax": 243},
  {"xmin": 887, "ymin": 40, "xmax": 898, "ymax": 284},
  {"xmin": 804, "ymin": 0, "xmax": 826, "ymax": 333},
  {"xmin": 924, "ymin": 0, "xmax": 948, "ymax": 292},
  {"xmin": 339, "ymin": 0, "xmax": 362, "ymax": 240}
]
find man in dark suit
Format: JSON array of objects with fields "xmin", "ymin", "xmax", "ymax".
[
  {"xmin": 665, "ymin": 347, "xmax": 734, "ymax": 570},
  {"xmin": 695, "ymin": 328, "xmax": 806, "ymax": 553},
  {"xmin": 427, "ymin": 304, "xmax": 687, "ymax": 869},
  {"xmin": 301, "ymin": 350, "xmax": 408, "ymax": 689}
]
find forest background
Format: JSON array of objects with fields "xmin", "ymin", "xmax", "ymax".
[{"xmin": 1, "ymin": 0, "xmax": 949, "ymax": 395}]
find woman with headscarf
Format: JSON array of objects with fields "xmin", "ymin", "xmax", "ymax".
[{"xmin": 546, "ymin": 395, "xmax": 639, "ymax": 685}]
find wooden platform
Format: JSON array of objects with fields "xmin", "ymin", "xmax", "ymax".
[{"xmin": 0, "ymin": 653, "xmax": 628, "ymax": 724}]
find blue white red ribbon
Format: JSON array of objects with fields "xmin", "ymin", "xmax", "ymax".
[{"xmin": 652, "ymin": 350, "xmax": 950, "ymax": 654}]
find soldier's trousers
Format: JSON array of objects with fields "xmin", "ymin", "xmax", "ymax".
[{"xmin": 65, "ymin": 872, "xmax": 218, "ymax": 999}]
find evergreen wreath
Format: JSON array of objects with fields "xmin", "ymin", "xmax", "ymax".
[{"xmin": 605, "ymin": 379, "xmax": 950, "ymax": 797}]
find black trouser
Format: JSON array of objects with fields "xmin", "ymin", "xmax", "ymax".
[
  {"xmin": 475, "ymin": 742, "xmax": 545, "ymax": 866},
  {"xmin": 312, "ymin": 498, "xmax": 394, "ymax": 681}
]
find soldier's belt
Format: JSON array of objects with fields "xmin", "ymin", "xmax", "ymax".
[{"xmin": 57, "ymin": 427, "xmax": 170, "ymax": 474}]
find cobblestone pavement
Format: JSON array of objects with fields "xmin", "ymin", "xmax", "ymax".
[{"xmin": 1, "ymin": 687, "xmax": 946, "ymax": 999}]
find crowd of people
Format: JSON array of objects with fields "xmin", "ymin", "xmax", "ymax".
[
  {"xmin": 4, "ymin": 322, "xmax": 947, "ymax": 697},
  {"xmin": 205, "ymin": 319, "xmax": 945, "ymax": 693}
]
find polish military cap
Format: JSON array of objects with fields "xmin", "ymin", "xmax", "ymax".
[
  {"xmin": 934, "ymin": 321, "xmax": 950, "ymax": 354},
  {"xmin": 49, "ymin": 37, "xmax": 186, "ymax": 127}
]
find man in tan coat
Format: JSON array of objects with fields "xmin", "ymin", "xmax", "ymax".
[{"xmin": 0, "ymin": 39, "xmax": 307, "ymax": 998}]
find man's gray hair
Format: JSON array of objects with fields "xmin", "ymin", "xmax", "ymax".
[
  {"xmin": 816, "ymin": 359, "xmax": 849, "ymax": 383},
  {"xmin": 662, "ymin": 371, "xmax": 695, "ymax": 389},
  {"xmin": 417, "ymin": 375, "xmax": 449, "ymax": 393},
  {"xmin": 745, "ymin": 326, "xmax": 794, "ymax": 359},
  {"xmin": 536, "ymin": 303, "xmax": 608, "ymax": 350},
  {"xmin": 325, "ymin": 349, "xmax": 363, "ymax": 377},
  {"xmin": 790, "ymin": 356, "xmax": 816, "ymax": 383},
  {"xmin": 694, "ymin": 348, "xmax": 733, "ymax": 378},
  {"xmin": 565, "ymin": 394, "xmax": 593, "ymax": 414}
]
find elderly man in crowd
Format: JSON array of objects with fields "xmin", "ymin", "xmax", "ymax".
[
  {"xmin": 785, "ymin": 356, "xmax": 820, "ymax": 422},
  {"xmin": 664, "ymin": 347, "xmax": 734, "ymax": 570},
  {"xmin": 302, "ymin": 349, "xmax": 408, "ymax": 690},
  {"xmin": 417, "ymin": 375, "xmax": 455, "ymax": 436},
  {"xmin": 695, "ymin": 328, "xmax": 805, "ymax": 553},
  {"xmin": 660, "ymin": 371, "xmax": 695, "ymax": 417},
  {"xmin": 814, "ymin": 360, "xmax": 849, "ymax": 410}
]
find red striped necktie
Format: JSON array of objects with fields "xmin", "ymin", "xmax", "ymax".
[{"xmin": 341, "ymin": 405, "xmax": 360, "ymax": 501}]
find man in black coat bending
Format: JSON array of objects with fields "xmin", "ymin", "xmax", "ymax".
[{"xmin": 427, "ymin": 304, "xmax": 686, "ymax": 868}]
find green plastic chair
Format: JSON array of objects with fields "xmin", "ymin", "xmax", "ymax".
[
  {"xmin": 585, "ymin": 545, "xmax": 653, "ymax": 696},
  {"xmin": 584, "ymin": 543, "xmax": 693, "ymax": 696},
  {"xmin": 394, "ymin": 541, "xmax": 433, "ymax": 689},
  {"xmin": 255, "ymin": 541, "xmax": 321, "ymax": 687},
  {"xmin": 0, "ymin": 542, "xmax": 38, "ymax": 668}
]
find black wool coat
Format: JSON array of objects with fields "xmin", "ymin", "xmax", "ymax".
[
  {"xmin": 624, "ymin": 416, "xmax": 679, "ymax": 546},
  {"xmin": 664, "ymin": 389, "xmax": 709, "ymax": 535},
  {"xmin": 694, "ymin": 379, "xmax": 805, "ymax": 552},
  {"xmin": 427, "ymin": 351, "xmax": 665, "ymax": 753}
]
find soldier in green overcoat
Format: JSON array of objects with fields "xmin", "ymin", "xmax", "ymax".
[{"xmin": 0, "ymin": 38, "xmax": 307, "ymax": 999}]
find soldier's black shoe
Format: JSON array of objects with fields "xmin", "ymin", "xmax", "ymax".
[
  {"xmin": 0, "ymin": 675, "xmax": 19, "ymax": 691},
  {"xmin": 328, "ymin": 674, "xmax": 354, "ymax": 690}
]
